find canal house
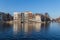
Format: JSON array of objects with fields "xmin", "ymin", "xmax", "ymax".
[
  {"xmin": 34, "ymin": 14, "xmax": 42, "ymax": 22},
  {"xmin": 14, "ymin": 12, "xmax": 21, "ymax": 22}
]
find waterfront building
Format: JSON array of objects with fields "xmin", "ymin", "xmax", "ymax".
[
  {"xmin": 34, "ymin": 14, "xmax": 42, "ymax": 22},
  {"xmin": 0, "ymin": 12, "xmax": 6, "ymax": 22},
  {"xmin": 44, "ymin": 13, "xmax": 51, "ymax": 21},
  {"xmin": 21, "ymin": 13, "xmax": 24, "ymax": 22},
  {"xmin": 6, "ymin": 13, "xmax": 13, "ymax": 21},
  {"xmin": 14, "ymin": 12, "xmax": 21, "ymax": 22},
  {"xmin": 56, "ymin": 17, "xmax": 60, "ymax": 22},
  {"xmin": 24, "ymin": 11, "xmax": 31, "ymax": 22},
  {"xmin": 21, "ymin": 11, "xmax": 32, "ymax": 22},
  {"xmin": 0, "ymin": 12, "xmax": 4, "ymax": 21},
  {"xmin": 0, "ymin": 12, "xmax": 13, "ymax": 22},
  {"xmin": 13, "ymin": 11, "xmax": 51, "ymax": 23},
  {"xmin": 28, "ymin": 12, "xmax": 33, "ymax": 21}
]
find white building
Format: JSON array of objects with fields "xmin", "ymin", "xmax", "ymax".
[
  {"xmin": 14, "ymin": 12, "xmax": 21, "ymax": 22},
  {"xmin": 34, "ymin": 14, "xmax": 41, "ymax": 22}
]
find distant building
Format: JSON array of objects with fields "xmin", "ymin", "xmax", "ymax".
[
  {"xmin": 14, "ymin": 12, "xmax": 21, "ymax": 22},
  {"xmin": 28, "ymin": 12, "xmax": 33, "ymax": 21},
  {"xmin": 13, "ymin": 11, "xmax": 51, "ymax": 23},
  {"xmin": 56, "ymin": 17, "xmax": 60, "ymax": 22},
  {"xmin": 34, "ymin": 14, "xmax": 42, "ymax": 22},
  {"xmin": 6, "ymin": 13, "xmax": 13, "ymax": 21},
  {"xmin": 21, "ymin": 11, "xmax": 32, "ymax": 22},
  {"xmin": 24, "ymin": 11, "xmax": 30, "ymax": 22},
  {"xmin": 0, "ymin": 12, "xmax": 13, "ymax": 22},
  {"xmin": 0, "ymin": 12, "xmax": 6, "ymax": 21},
  {"xmin": 44, "ymin": 13, "xmax": 51, "ymax": 21},
  {"xmin": 21, "ymin": 13, "xmax": 24, "ymax": 22},
  {"xmin": 41, "ymin": 14, "xmax": 45, "ymax": 22}
]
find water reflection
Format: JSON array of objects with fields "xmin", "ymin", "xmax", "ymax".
[
  {"xmin": 34, "ymin": 23, "xmax": 41, "ymax": 32},
  {"xmin": 0, "ymin": 23, "xmax": 12, "ymax": 32},
  {"xmin": 1, "ymin": 22, "xmax": 60, "ymax": 39},
  {"xmin": 22, "ymin": 22, "xmax": 42, "ymax": 34},
  {"xmin": 23, "ymin": 23, "xmax": 28, "ymax": 33},
  {"xmin": 41, "ymin": 22, "xmax": 50, "ymax": 31},
  {"xmin": 23, "ymin": 22, "xmax": 33, "ymax": 34},
  {"xmin": 13, "ymin": 22, "xmax": 50, "ymax": 34},
  {"xmin": 0, "ymin": 23, "xmax": 13, "ymax": 39},
  {"xmin": 13, "ymin": 22, "xmax": 21, "ymax": 35}
]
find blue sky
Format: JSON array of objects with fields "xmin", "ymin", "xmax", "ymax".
[{"xmin": 0, "ymin": 0, "xmax": 60, "ymax": 18}]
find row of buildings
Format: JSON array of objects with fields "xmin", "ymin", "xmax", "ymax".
[
  {"xmin": 14, "ymin": 11, "xmax": 51, "ymax": 23},
  {"xmin": 55, "ymin": 17, "xmax": 60, "ymax": 22},
  {"xmin": 0, "ymin": 12, "xmax": 13, "ymax": 22},
  {"xmin": 0, "ymin": 11, "xmax": 51, "ymax": 23}
]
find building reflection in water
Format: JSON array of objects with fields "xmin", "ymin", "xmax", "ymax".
[
  {"xmin": 0, "ymin": 23, "xmax": 12, "ymax": 32},
  {"xmin": 23, "ymin": 22, "xmax": 33, "ymax": 34},
  {"xmin": 34, "ymin": 23, "xmax": 41, "ymax": 32},
  {"xmin": 20, "ymin": 22, "xmax": 42, "ymax": 34},
  {"xmin": 13, "ymin": 21, "xmax": 21, "ymax": 35},
  {"xmin": 13, "ymin": 21, "xmax": 50, "ymax": 35},
  {"xmin": 23, "ymin": 23, "xmax": 28, "ymax": 33},
  {"xmin": 41, "ymin": 22, "xmax": 50, "ymax": 32}
]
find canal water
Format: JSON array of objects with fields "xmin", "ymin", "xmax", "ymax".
[{"xmin": 0, "ymin": 22, "xmax": 60, "ymax": 40}]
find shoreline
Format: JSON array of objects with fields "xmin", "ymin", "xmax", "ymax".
[{"xmin": 0, "ymin": 21, "xmax": 51, "ymax": 24}]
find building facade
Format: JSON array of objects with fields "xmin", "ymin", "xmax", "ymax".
[
  {"xmin": 28, "ymin": 12, "xmax": 33, "ymax": 21},
  {"xmin": 21, "ymin": 13, "xmax": 24, "ymax": 22},
  {"xmin": 14, "ymin": 12, "xmax": 21, "ymax": 22},
  {"xmin": 6, "ymin": 13, "xmax": 13, "ymax": 21},
  {"xmin": 21, "ymin": 11, "xmax": 32, "ymax": 22},
  {"xmin": 0, "ymin": 12, "xmax": 13, "ymax": 22},
  {"xmin": 34, "ymin": 14, "xmax": 42, "ymax": 22}
]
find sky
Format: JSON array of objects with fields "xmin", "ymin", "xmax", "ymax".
[{"xmin": 0, "ymin": 0, "xmax": 60, "ymax": 18}]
